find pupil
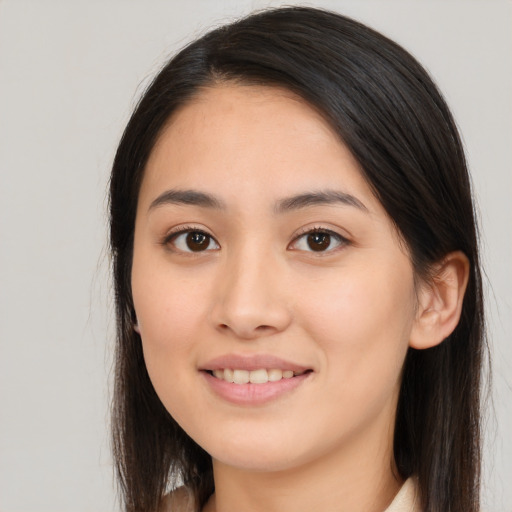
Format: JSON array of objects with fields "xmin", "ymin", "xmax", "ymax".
[
  {"xmin": 186, "ymin": 232, "xmax": 208, "ymax": 251},
  {"xmin": 307, "ymin": 232, "xmax": 330, "ymax": 251}
]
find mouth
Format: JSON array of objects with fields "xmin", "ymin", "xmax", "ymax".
[
  {"xmin": 199, "ymin": 354, "xmax": 313, "ymax": 405},
  {"xmin": 205, "ymin": 368, "xmax": 312, "ymax": 384}
]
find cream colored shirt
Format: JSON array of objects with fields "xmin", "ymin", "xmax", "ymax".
[
  {"xmin": 384, "ymin": 478, "xmax": 420, "ymax": 512},
  {"xmin": 164, "ymin": 477, "xmax": 420, "ymax": 512}
]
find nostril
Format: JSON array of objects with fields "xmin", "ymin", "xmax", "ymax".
[{"xmin": 255, "ymin": 325, "xmax": 273, "ymax": 331}]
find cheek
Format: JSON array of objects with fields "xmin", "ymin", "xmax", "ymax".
[
  {"xmin": 133, "ymin": 254, "xmax": 204, "ymax": 340},
  {"xmin": 299, "ymin": 263, "xmax": 415, "ymax": 336},
  {"xmin": 131, "ymin": 261, "xmax": 213, "ymax": 428},
  {"xmin": 295, "ymin": 262, "xmax": 416, "ymax": 397},
  {"xmin": 131, "ymin": 250, "xmax": 212, "ymax": 386}
]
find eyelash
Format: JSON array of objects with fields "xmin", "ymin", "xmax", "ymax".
[{"xmin": 162, "ymin": 225, "xmax": 350, "ymax": 255}]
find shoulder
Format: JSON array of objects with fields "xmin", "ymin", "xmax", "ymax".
[{"xmin": 159, "ymin": 486, "xmax": 195, "ymax": 512}]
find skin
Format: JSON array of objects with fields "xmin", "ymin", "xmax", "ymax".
[{"xmin": 131, "ymin": 84, "xmax": 468, "ymax": 512}]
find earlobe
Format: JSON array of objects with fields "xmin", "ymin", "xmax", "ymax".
[{"xmin": 409, "ymin": 251, "xmax": 470, "ymax": 350}]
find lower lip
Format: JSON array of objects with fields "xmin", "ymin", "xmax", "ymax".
[{"xmin": 201, "ymin": 371, "xmax": 311, "ymax": 405}]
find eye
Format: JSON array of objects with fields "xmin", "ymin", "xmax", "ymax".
[
  {"xmin": 165, "ymin": 228, "xmax": 220, "ymax": 253},
  {"xmin": 290, "ymin": 228, "xmax": 348, "ymax": 253}
]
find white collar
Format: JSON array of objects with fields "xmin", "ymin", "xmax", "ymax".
[{"xmin": 384, "ymin": 478, "xmax": 420, "ymax": 512}]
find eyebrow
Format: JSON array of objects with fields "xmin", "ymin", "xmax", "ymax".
[
  {"xmin": 275, "ymin": 190, "xmax": 368, "ymax": 213},
  {"xmin": 149, "ymin": 189, "xmax": 226, "ymax": 211},
  {"xmin": 148, "ymin": 188, "xmax": 368, "ymax": 213}
]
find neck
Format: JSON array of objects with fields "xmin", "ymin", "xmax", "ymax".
[{"xmin": 203, "ymin": 417, "xmax": 403, "ymax": 512}]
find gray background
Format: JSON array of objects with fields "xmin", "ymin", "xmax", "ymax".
[{"xmin": 0, "ymin": 0, "xmax": 510, "ymax": 511}]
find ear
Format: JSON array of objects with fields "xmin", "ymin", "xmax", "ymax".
[{"xmin": 409, "ymin": 251, "xmax": 470, "ymax": 350}]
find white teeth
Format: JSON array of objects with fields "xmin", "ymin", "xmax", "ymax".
[
  {"xmin": 233, "ymin": 369, "xmax": 249, "ymax": 384},
  {"xmin": 211, "ymin": 368, "xmax": 306, "ymax": 384},
  {"xmin": 267, "ymin": 368, "xmax": 283, "ymax": 382},
  {"xmin": 249, "ymin": 368, "xmax": 268, "ymax": 384}
]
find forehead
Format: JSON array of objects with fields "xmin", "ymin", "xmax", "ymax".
[{"xmin": 139, "ymin": 83, "xmax": 380, "ymax": 215}]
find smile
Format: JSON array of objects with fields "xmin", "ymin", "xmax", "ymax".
[
  {"xmin": 200, "ymin": 354, "xmax": 313, "ymax": 404},
  {"xmin": 209, "ymin": 368, "xmax": 309, "ymax": 384}
]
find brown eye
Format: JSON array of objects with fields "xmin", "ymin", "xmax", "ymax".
[
  {"xmin": 186, "ymin": 232, "xmax": 210, "ymax": 251},
  {"xmin": 169, "ymin": 230, "xmax": 220, "ymax": 253},
  {"xmin": 290, "ymin": 228, "xmax": 347, "ymax": 253},
  {"xmin": 307, "ymin": 232, "xmax": 331, "ymax": 251}
]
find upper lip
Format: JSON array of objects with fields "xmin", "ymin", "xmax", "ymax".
[{"xmin": 200, "ymin": 354, "xmax": 311, "ymax": 372}]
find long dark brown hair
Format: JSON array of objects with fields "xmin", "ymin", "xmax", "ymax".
[{"xmin": 109, "ymin": 7, "xmax": 485, "ymax": 512}]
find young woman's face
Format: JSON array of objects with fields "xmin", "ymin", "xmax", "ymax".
[{"xmin": 132, "ymin": 84, "xmax": 419, "ymax": 473}]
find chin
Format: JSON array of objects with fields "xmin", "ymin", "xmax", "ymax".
[
  {"xmin": 212, "ymin": 447, "xmax": 300, "ymax": 473},
  {"xmin": 202, "ymin": 429, "xmax": 313, "ymax": 473}
]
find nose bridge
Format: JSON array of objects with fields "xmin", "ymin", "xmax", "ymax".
[{"xmin": 211, "ymin": 238, "xmax": 291, "ymax": 338}]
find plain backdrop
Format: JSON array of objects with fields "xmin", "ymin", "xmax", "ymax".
[{"xmin": 0, "ymin": 1, "xmax": 510, "ymax": 511}]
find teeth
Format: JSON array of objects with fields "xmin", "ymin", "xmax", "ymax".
[
  {"xmin": 268, "ymin": 368, "xmax": 283, "ymax": 382},
  {"xmin": 211, "ymin": 368, "xmax": 306, "ymax": 384},
  {"xmin": 249, "ymin": 368, "xmax": 268, "ymax": 384},
  {"xmin": 224, "ymin": 368, "xmax": 235, "ymax": 383},
  {"xmin": 233, "ymin": 369, "xmax": 249, "ymax": 384}
]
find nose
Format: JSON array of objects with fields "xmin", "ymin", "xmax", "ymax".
[{"xmin": 210, "ymin": 249, "xmax": 292, "ymax": 340}]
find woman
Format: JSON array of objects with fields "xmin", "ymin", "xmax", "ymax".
[{"xmin": 109, "ymin": 7, "xmax": 485, "ymax": 512}]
